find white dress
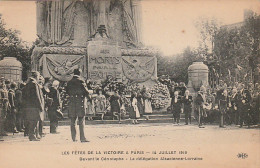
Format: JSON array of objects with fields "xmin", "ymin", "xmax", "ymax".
[
  {"xmin": 144, "ymin": 99, "xmax": 153, "ymax": 114},
  {"xmin": 132, "ymin": 98, "xmax": 140, "ymax": 118}
]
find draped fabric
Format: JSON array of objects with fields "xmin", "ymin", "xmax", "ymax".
[
  {"xmin": 122, "ymin": 0, "xmax": 138, "ymax": 45},
  {"xmin": 37, "ymin": 1, "xmax": 76, "ymax": 45}
]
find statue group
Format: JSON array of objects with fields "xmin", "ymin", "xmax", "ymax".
[
  {"xmin": 36, "ymin": 0, "xmax": 142, "ymax": 48},
  {"xmin": 32, "ymin": 0, "xmax": 157, "ymax": 83}
]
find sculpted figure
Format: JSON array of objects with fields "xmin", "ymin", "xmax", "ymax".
[{"xmin": 36, "ymin": 1, "xmax": 77, "ymax": 46}]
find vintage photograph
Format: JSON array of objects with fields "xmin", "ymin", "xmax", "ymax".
[{"xmin": 0, "ymin": 0, "xmax": 259, "ymax": 168}]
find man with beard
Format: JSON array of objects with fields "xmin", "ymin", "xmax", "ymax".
[
  {"xmin": 48, "ymin": 80, "xmax": 61, "ymax": 134},
  {"xmin": 182, "ymin": 90, "xmax": 193, "ymax": 125}
]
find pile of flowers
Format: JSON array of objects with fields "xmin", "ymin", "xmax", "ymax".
[
  {"xmin": 102, "ymin": 79, "xmax": 127, "ymax": 94},
  {"xmin": 150, "ymin": 81, "xmax": 170, "ymax": 109}
]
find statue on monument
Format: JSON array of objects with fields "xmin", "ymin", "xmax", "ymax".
[
  {"xmin": 32, "ymin": 0, "xmax": 151, "ymax": 83},
  {"xmin": 36, "ymin": 1, "xmax": 78, "ymax": 46},
  {"xmin": 36, "ymin": 0, "xmax": 142, "ymax": 47}
]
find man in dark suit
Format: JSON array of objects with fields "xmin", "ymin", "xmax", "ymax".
[
  {"xmin": 171, "ymin": 91, "xmax": 182, "ymax": 125},
  {"xmin": 230, "ymin": 88, "xmax": 239, "ymax": 125},
  {"xmin": 217, "ymin": 89, "xmax": 229, "ymax": 128},
  {"xmin": 47, "ymin": 80, "xmax": 61, "ymax": 134},
  {"xmin": 182, "ymin": 90, "xmax": 193, "ymax": 125},
  {"xmin": 195, "ymin": 89, "xmax": 206, "ymax": 128},
  {"xmin": 66, "ymin": 69, "xmax": 90, "ymax": 142},
  {"xmin": 22, "ymin": 71, "xmax": 44, "ymax": 141}
]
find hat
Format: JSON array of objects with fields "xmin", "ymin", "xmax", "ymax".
[{"xmin": 73, "ymin": 68, "xmax": 81, "ymax": 76}]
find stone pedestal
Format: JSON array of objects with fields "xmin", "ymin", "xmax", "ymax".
[
  {"xmin": 87, "ymin": 40, "xmax": 122, "ymax": 82},
  {"xmin": 31, "ymin": 46, "xmax": 158, "ymax": 86}
]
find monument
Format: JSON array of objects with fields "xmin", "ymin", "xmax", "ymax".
[{"xmin": 31, "ymin": 0, "xmax": 157, "ymax": 85}]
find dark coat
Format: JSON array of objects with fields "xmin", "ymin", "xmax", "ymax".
[
  {"xmin": 171, "ymin": 95, "xmax": 182, "ymax": 114},
  {"xmin": 47, "ymin": 87, "xmax": 61, "ymax": 120},
  {"xmin": 66, "ymin": 75, "xmax": 89, "ymax": 118},
  {"xmin": 136, "ymin": 93, "xmax": 144, "ymax": 115},
  {"xmin": 8, "ymin": 89, "xmax": 16, "ymax": 113},
  {"xmin": 15, "ymin": 89, "xmax": 23, "ymax": 111},
  {"xmin": 110, "ymin": 95, "xmax": 120, "ymax": 113},
  {"xmin": 195, "ymin": 93, "xmax": 205, "ymax": 106},
  {"xmin": 22, "ymin": 78, "xmax": 44, "ymax": 121},
  {"xmin": 182, "ymin": 95, "xmax": 192, "ymax": 113}
]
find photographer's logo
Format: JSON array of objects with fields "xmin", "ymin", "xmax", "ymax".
[{"xmin": 237, "ymin": 153, "xmax": 248, "ymax": 159}]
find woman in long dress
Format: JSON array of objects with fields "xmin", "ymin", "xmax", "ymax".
[
  {"xmin": 109, "ymin": 91, "xmax": 121, "ymax": 123},
  {"xmin": 136, "ymin": 90, "xmax": 144, "ymax": 116},
  {"xmin": 143, "ymin": 89, "xmax": 153, "ymax": 116},
  {"xmin": 130, "ymin": 92, "xmax": 140, "ymax": 124},
  {"xmin": 86, "ymin": 90, "xmax": 95, "ymax": 120}
]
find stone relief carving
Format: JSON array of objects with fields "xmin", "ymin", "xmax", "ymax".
[{"xmin": 36, "ymin": 0, "xmax": 142, "ymax": 48}]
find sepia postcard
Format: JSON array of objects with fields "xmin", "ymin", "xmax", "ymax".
[{"xmin": 0, "ymin": 0, "xmax": 259, "ymax": 168}]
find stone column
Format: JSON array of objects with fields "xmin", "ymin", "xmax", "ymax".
[{"xmin": 131, "ymin": 0, "xmax": 142, "ymax": 43}]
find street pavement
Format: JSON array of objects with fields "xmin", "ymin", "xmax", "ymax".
[{"xmin": 0, "ymin": 123, "xmax": 259, "ymax": 168}]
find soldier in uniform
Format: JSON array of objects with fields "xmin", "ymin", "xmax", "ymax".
[
  {"xmin": 66, "ymin": 69, "xmax": 90, "ymax": 142},
  {"xmin": 22, "ymin": 71, "xmax": 44, "ymax": 141},
  {"xmin": 182, "ymin": 90, "xmax": 193, "ymax": 125},
  {"xmin": 171, "ymin": 91, "xmax": 182, "ymax": 125}
]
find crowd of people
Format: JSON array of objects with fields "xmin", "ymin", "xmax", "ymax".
[
  {"xmin": 0, "ymin": 69, "xmax": 259, "ymax": 142},
  {"xmin": 170, "ymin": 81, "xmax": 259, "ymax": 128},
  {"xmin": 0, "ymin": 69, "xmax": 154, "ymax": 142}
]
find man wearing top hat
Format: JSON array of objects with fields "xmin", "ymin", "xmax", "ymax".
[
  {"xmin": 22, "ymin": 71, "xmax": 44, "ymax": 141},
  {"xmin": 66, "ymin": 69, "xmax": 90, "ymax": 142}
]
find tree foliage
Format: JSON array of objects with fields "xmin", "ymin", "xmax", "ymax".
[
  {"xmin": 157, "ymin": 12, "xmax": 260, "ymax": 85},
  {"xmin": 157, "ymin": 47, "xmax": 200, "ymax": 83},
  {"xmin": 0, "ymin": 14, "xmax": 32, "ymax": 80},
  {"xmin": 213, "ymin": 11, "xmax": 260, "ymax": 84}
]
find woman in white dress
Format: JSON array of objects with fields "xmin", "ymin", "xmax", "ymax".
[
  {"xmin": 143, "ymin": 89, "xmax": 153, "ymax": 114},
  {"xmin": 95, "ymin": 90, "xmax": 106, "ymax": 120},
  {"xmin": 130, "ymin": 92, "xmax": 140, "ymax": 124},
  {"xmin": 86, "ymin": 90, "xmax": 95, "ymax": 120}
]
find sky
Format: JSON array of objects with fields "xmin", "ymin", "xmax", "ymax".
[{"xmin": 0, "ymin": 0, "xmax": 259, "ymax": 56}]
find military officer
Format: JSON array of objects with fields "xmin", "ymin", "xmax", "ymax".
[
  {"xmin": 182, "ymin": 90, "xmax": 193, "ymax": 125},
  {"xmin": 66, "ymin": 69, "xmax": 90, "ymax": 142}
]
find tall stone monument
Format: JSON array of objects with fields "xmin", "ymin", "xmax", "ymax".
[{"xmin": 32, "ymin": 0, "xmax": 157, "ymax": 85}]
